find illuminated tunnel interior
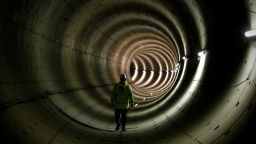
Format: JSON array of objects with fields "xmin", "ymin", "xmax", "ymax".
[{"xmin": 1, "ymin": 0, "xmax": 256, "ymax": 144}]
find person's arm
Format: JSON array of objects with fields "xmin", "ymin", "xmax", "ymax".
[
  {"xmin": 111, "ymin": 85, "xmax": 116, "ymax": 107},
  {"xmin": 127, "ymin": 85, "xmax": 134, "ymax": 108}
]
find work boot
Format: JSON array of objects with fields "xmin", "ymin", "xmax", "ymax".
[
  {"xmin": 115, "ymin": 124, "xmax": 120, "ymax": 131},
  {"xmin": 122, "ymin": 126, "xmax": 126, "ymax": 131}
]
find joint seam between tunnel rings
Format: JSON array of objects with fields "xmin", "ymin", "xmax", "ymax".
[{"xmin": 0, "ymin": 84, "xmax": 115, "ymax": 111}]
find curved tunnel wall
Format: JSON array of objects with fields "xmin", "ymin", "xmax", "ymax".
[{"xmin": 0, "ymin": 0, "xmax": 256, "ymax": 144}]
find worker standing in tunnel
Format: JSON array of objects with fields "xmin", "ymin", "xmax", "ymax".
[{"xmin": 111, "ymin": 73, "xmax": 134, "ymax": 131}]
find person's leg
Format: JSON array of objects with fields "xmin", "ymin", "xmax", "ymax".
[
  {"xmin": 115, "ymin": 109, "xmax": 121, "ymax": 130},
  {"xmin": 121, "ymin": 109, "xmax": 127, "ymax": 131}
]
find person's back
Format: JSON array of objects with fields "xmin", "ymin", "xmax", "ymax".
[
  {"xmin": 111, "ymin": 74, "xmax": 134, "ymax": 131},
  {"xmin": 112, "ymin": 81, "xmax": 133, "ymax": 109}
]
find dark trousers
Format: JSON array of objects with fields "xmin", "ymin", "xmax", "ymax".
[{"xmin": 115, "ymin": 109, "xmax": 127, "ymax": 127}]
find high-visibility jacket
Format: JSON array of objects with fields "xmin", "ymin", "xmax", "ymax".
[{"xmin": 111, "ymin": 81, "xmax": 134, "ymax": 109}]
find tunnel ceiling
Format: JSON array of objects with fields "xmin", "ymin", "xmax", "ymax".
[{"xmin": 1, "ymin": 0, "xmax": 256, "ymax": 144}]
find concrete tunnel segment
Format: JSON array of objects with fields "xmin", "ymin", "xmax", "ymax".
[{"xmin": 0, "ymin": 0, "xmax": 256, "ymax": 144}]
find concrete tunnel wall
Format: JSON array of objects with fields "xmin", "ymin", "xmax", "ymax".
[{"xmin": 0, "ymin": 0, "xmax": 256, "ymax": 144}]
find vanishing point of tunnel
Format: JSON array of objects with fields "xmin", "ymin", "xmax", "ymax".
[{"xmin": 1, "ymin": 0, "xmax": 256, "ymax": 144}]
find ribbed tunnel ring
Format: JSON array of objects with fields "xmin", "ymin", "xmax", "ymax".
[
  {"xmin": 54, "ymin": 0, "xmax": 192, "ymax": 126},
  {"xmin": 2, "ymin": 0, "xmax": 256, "ymax": 144},
  {"xmin": 2, "ymin": 0, "xmax": 236, "ymax": 144},
  {"xmin": 115, "ymin": 31, "xmax": 180, "ymax": 103}
]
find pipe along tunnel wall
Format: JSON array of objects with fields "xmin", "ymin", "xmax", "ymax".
[{"xmin": 0, "ymin": 0, "xmax": 256, "ymax": 144}]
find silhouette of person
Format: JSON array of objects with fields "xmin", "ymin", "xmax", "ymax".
[{"xmin": 111, "ymin": 73, "xmax": 134, "ymax": 131}]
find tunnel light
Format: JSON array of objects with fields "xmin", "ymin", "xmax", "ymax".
[
  {"xmin": 245, "ymin": 29, "xmax": 256, "ymax": 38},
  {"xmin": 197, "ymin": 51, "xmax": 205, "ymax": 57},
  {"xmin": 195, "ymin": 50, "xmax": 207, "ymax": 81}
]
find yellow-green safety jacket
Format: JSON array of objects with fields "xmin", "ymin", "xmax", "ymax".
[{"xmin": 111, "ymin": 81, "xmax": 134, "ymax": 109}]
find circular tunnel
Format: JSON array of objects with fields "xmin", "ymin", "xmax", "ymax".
[{"xmin": 0, "ymin": 0, "xmax": 256, "ymax": 144}]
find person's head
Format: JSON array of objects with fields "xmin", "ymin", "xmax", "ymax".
[{"xmin": 120, "ymin": 73, "xmax": 126, "ymax": 81}]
